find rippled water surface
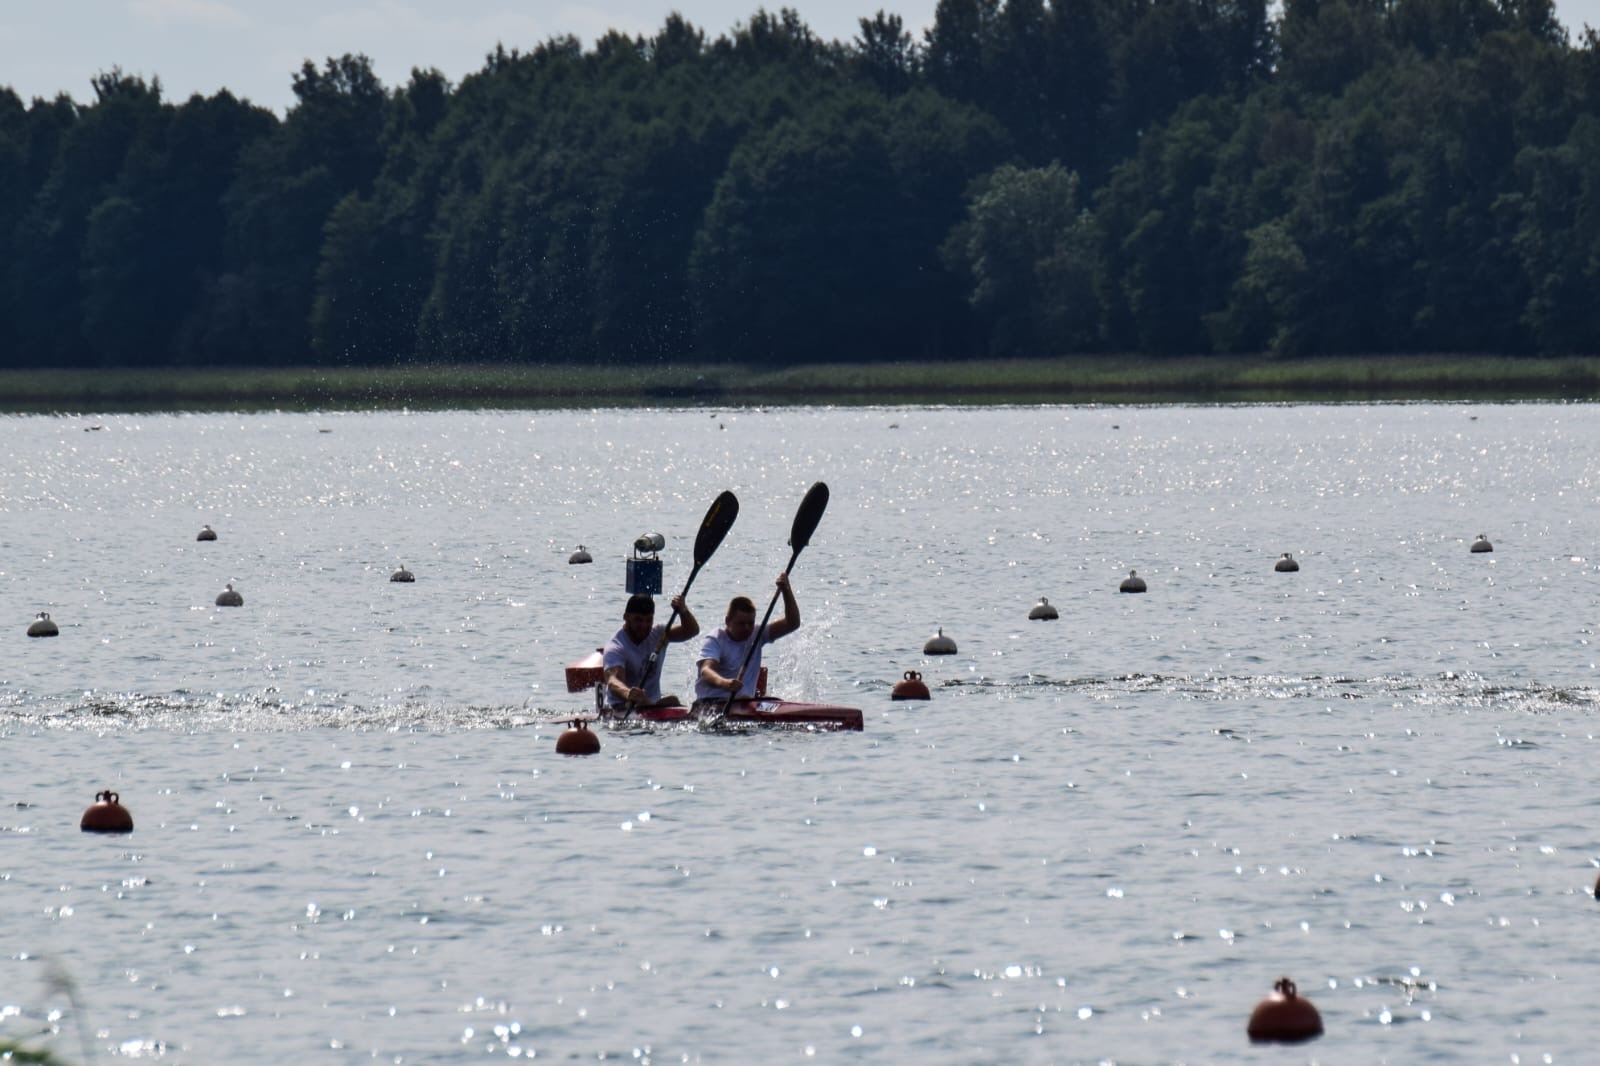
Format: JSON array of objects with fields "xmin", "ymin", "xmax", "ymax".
[{"xmin": 3, "ymin": 404, "xmax": 1600, "ymax": 1064}]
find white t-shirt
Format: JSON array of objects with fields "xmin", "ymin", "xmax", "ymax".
[
  {"xmin": 602, "ymin": 623, "xmax": 667, "ymax": 708},
  {"xmin": 693, "ymin": 625, "xmax": 778, "ymax": 701}
]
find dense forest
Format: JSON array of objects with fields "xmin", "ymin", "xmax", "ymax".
[{"xmin": 2, "ymin": 0, "xmax": 1597, "ymax": 370}]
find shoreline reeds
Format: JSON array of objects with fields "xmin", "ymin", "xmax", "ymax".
[{"xmin": 0, "ymin": 355, "xmax": 1596, "ymax": 413}]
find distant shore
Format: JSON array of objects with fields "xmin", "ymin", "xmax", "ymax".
[{"xmin": 2, "ymin": 355, "xmax": 1598, "ymax": 412}]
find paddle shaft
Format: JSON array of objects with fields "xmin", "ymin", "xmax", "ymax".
[
  {"xmin": 622, "ymin": 490, "xmax": 738, "ymax": 714},
  {"xmin": 632, "ymin": 558, "xmax": 705, "ymax": 694},
  {"xmin": 718, "ymin": 551, "xmax": 801, "ymax": 713},
  {"xmin": 718, "ymin": 482, "xmax": 828, "ymax": 714}
]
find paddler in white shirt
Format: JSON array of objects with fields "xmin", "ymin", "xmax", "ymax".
[
  {"xmin": 692, "ymin": 572, "xmax": 800, "ymax": 710},
  {"xmin": 602, "ymin": 593, "xmax": 698, "ymax": 711}
]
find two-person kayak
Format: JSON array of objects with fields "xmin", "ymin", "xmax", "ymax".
[{"xmin": 565, "ymin": 650, "xmax": 863, "ymax": 731}]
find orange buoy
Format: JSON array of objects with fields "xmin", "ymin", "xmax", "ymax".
[
  {"xmin": 555, "ymin": 718, "xmax": 601, "ymax": 755},
  {"xmin": 892, "ymin": 670, "xmax": 930, "ymax": 701},
  {"xmin": 1247, "ymin": 977, "xmax": 1323, "ymax": 1044},
  {"xmin": 80, "ymin": 790, "xmax": 134, "ymax": 833}
]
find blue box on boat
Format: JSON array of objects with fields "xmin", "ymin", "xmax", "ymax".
[{"xmin": 626, "ymin": 556, "xmax": 662, "ymax": 595}]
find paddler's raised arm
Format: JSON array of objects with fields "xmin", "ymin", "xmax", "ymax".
[
  {"xmin": 767, "ymin": 571, "xmax": 800, "ymax": 640},
  {"xmin": 667, "ymin": 594, "xmax": 698, "ymax": 641}
]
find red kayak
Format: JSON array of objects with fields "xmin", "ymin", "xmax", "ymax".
[
  {"xmin": 564, "ymin": 651, "xmax": 863, "ymax": 731},
  {"xmin": 607, "ymin": 699, "xmax": 863, "ymax": 731}
]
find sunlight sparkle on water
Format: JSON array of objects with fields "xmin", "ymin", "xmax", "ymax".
[{"xmin": 3, "ymin": 406, "xmax": 1597, "ymax": 1063}]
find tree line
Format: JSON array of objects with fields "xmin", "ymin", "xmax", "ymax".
[{"xmin": 1, "ymin": 0, "xmax": 1596, "ymax": 370}]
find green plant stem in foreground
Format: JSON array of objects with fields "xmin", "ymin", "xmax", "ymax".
[
  {"xmin": 1, "ymin": 356, "xmax": 1598, "ymax": 412},
  {"xmin": 0, "ymin": 1039, "xmax": 73, "ymax": 1064}
]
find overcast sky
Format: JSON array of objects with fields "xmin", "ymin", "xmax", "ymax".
[
  {"xmin": 4, "ymin": 0, "xmax": 1598, "ymax": 115},
  {"xmin": 0, "ymin": 1, "xmax": 938, "ymax": 113}
]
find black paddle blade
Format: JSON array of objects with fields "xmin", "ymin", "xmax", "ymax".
[
  {"xmin": 788, "ymin": 481, "xmax": 829, "ymax": 550},
  {"xmin": 694, "ymin": 490, "xmax": 739, "ymax": 566}
]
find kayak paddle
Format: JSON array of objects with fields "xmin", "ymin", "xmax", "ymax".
[
  {"xmin": 719, "ymin": 480, "xmax": 829, "ymax": 715},
  {"xmin": 624, "ymin": 489, "xmax": 739, "ymax": 715}
]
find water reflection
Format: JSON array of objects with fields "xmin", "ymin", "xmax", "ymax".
[{"xmin": 1, "ymin": 405, "xmax": 1596, "ymax": 1064}]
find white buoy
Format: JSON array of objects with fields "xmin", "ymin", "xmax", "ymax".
[
  {"xmin": 1119, "ymin": 570, "xmax": 1147, "ymax": 593},
  {"xmin": 390, "ymin": 565, "xmax": 414, "ymax": 583},
  {"xmin": 568, "ymin": 545, "xmax": 592, "ymax": 564},
  {"xmin": 27, "ymin": 612, "xmax": 58, "ymax": 637},
  {"xmin": 196, "ymin": 524, "xmax": 217, "ymax": 541},
  {"xmin": 1470, "ymin": 534, "xmax": 1493, "ymax": 553},
  {"xmin": 1274, "ymin": 552, "xmax": 1299, "ymax": 572},
  {"xmin": 1028, "ymin": 597, "xmax": 1059, "ymax": 620},
  {"xmin": 923, "ymin": 628, "xmax": 958, "ymax": 655},
  {"xmin": 215, "ymin": 583, "xmax": 243, "ymax": 607}
]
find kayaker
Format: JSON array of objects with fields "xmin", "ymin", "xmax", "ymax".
[
  {"xmin": 602, "ymin": 593, "xmax": 699, "ymax": 711},
  {"xmin": 693, "ymin": 572, "xmax": 800, "ymax": 708}
]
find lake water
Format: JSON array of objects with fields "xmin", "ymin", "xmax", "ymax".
[{"xmin": 2, "ymin": 403, "xmax": 1598, "ymax": 1064}]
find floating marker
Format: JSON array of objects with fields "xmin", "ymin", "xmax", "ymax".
[
  {"xmin": 215, "ymin": 583, "xmax": 244, "ymax": 607},
  {"xmin": 555, "ymin": 718, "xmax": 601, "ymax": 755},
  {"xmin": 1247, "ymin": 977, "xmax": 1323, "ymax": 1044},
  {"xmin": 892, "ymin": 670, "xmax": 930, "ymax": 700},
  {"xmin": 26, "ymin": 612, "xmax": 58, "ymax": 637},
  {"xmin": 1470, "ymin": 533, "xmax": 1493, "ymax": 553},
  {"xmin": 390, "ymin": 565, "xmax": 414, "ymax": 583},
  {"xmin": 1028, "ymin": 596, "xmax": 1059, "ymax": 620},
  {"xmin": 80, "ymin": 790, "xmax": 134, "ymax": 833},
  {"xmin": 1119, "ymin": 570, "xmax": 1147, "ymax": 593},
  {"xmin": 923, "ymin": 628, "xmax": 957, "ymax": 655},
  {"xmin": 196, "ymin": 524, "xmax": 217, "ymax": 541},
  {"xmin": 569, "ymin": 545, "xmax": 592, "ymax": 564},
  {"xmin": 1275, "ymin": 552, "xmax": 1299, "ymax": 572}
]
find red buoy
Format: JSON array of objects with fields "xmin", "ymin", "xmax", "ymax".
[
  {"xmin": 80, "ymin": 790, "xmax": 134, "ymax": 833},
  {"xmin": 555, "ymin": 718, "xmax": 601, "ymax": 755},
  {"xmin": 892, "ymin": 670, "xmax": 930, "ymax": 701},
  {"xmin": 1247, "ymin": 977, "xmax": 1323, "ymax": 1044}
]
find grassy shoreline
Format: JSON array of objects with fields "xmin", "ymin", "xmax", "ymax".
[{"xmin": 1, "ymin": 355, "xmax": 1598, "ymax": 412}]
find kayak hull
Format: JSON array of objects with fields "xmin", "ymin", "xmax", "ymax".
[
  {"xmin": 606, "ymin": 699, "xmax": 863, "ymax": 731},
  {"xmin": 566, "ymin": 651, "xmax": 860, "ymax": 730}
]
